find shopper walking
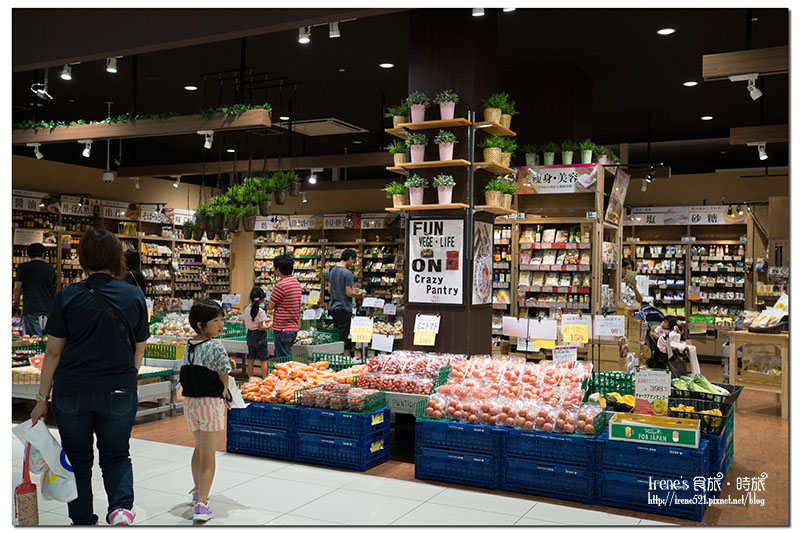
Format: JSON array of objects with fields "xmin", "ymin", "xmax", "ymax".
[
  {"xmin": 267, "ymin": 254, "xmax": 303, "ymax": 358},
  {"xmin": 242, "ymin": 287, "xmax": 270, "ymax": 378},
  {"xmin": 180, "ymin": 299, "xmax": 231, "ymax": 522},
  {"xmin": 13, "ymin": 242, "xmax": 56, "ymax": 337},
  {"xmin": 328, "ymin": 249, "xmax": 364, "ymax": 355},
  {"xmin": 123, "ymin": 250, "xmax": 147, "ymax": 294},
  {"xmin": 29, "ymin": 229, "xmax": 149, "ymax": 526}
]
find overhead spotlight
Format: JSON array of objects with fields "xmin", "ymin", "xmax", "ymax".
[
  {"xmin": 379, "ymin": 63, "xmax": 394, "ymax": 69},
  {"xmin": 757, "ymin": 142, "xmax": 768, "ymax": 161},
  {"xmin": 352, "ymin": 140, "xmax": 363, "ymax": 144},
  {"xmin": 60, "ymin": 64, "xmax": 72, "ymax": 81},
  {"xmin": 737, "ymin": 204, "xmax": 744, "ymax": 216},
  {"xmin": 308, "ymin": 175, "xmax": 317, "ymax": 185},
  {"xmin": 184, "ymin": 85, "xmax": 198, "ymax": 91},
  {"xmin": 747, "ymin": 77, "xmax": 763, "ymax": 100},
  {"xmin": 338, "ymin": 68, "xmax": 346, "ymax": 73},
  {"xmin": 641, "ymin": 179, "xmax": 647, "ymax": 192},
  {"xmin": 227, "ymin": 148, "xmax": 236, "ymax": 153},
  {"xmin": 727, "ymin": 206, "xmax": 733, "ymax": 216},
  {"xmin": 656, "ymin": 28, "xmax": 676, "ymax": 35},
  {"xmin": 279, "ymin": 116, "xmax": 290, "ymax": 121},
  {"xmin": 106, "ymin": 57, "xmax": 118, "ymax": 73},
  {"xmin": 329, "ymin": 22, "xmax": 340, "ymax": 38},
  {"xmin": 701, "ymin": 115, "xmax": 713, "ymax": 121},
  {"xmin": 78, "ymin": 139, "xmax": 92, "ymax": 158},
  {"xmin": 503, "ymin": 7, "xmax": 516, "ymax": 11},
  {"xmin": 172, "ymin": 176, "xmax": 181, "ymax": 188},
  {"xmin": 645, "ymin": 166, "xmax": 655, "ymax": 183},
  {"xmin": 301, "ymin": 192, "xmax": 308, "ymax": 203},
  {"xmin": 197, "ymin": 130, "xmax": 214, "ymax": 149},
  {"xmin": 39, "ymin": 200, "xmax": 46, "ymax": 208},
  {"xmin": 683, "ymin": 81, "xmax": 698, "ymax": 87},
  {"xmin": 298, "ymin": 27, "xmax": 311, "ymax": 44},
  {"xmin": 26, "ymin": 143, "xmax": 43, "ymax": 160},
  {"xmin": 472, "ymin": 8, "xmax": 485, "ymax": 16}
]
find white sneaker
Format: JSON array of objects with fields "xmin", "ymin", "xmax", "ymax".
[
  {"xmin": 193, "ymin": 502, "xmax": 213, "ymax": 522},
  {"xmin": 108, "ymin": 508, "xmax": 135, "ymax": 526}
]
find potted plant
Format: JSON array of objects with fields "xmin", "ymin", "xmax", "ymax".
[
  {"xmin": 240, "ymin": 203, "xmax": 257, "ymax": 232},
  {"xmin": 500, "ymin": 98, "xmax": 518, "ymax": 129},
  {"xmin": 253, "ymin": 178, "xmax": 272, "ymax": 215},
  {"xmin": 478, "ymin": 134, "xmax": 504, "ymax": 164},
  {"xmin": 561, "ymin": 140, "xmax": 579, "ymax": 165},
  {"xmin": 433, "ymin": 89, "xmax": 459, "ymax": 120},
  {"xmin": 194, "ymin": 203, "xmax": 210, "ymax": 232},
  {"xmin": 192, "ymin": 220, "xmax": 205, "ymax": 241},
  {"xmin": 405, "ymin": 132, "xmax": 428, "ymax": 164},
  {"xmin": 387, "ymin": 139, "xmax": 407, "ymax": 166},
  {"xmin": 384, "ymin": 181, "xmax": 407, "ymax": 208},
  {"xmin": 406, "ymin": 91, "xmax": 430, "ymax": 123},
  {"xmin": 482, "ymin": 92, "xmax": 509, "ymax": 124},
  {"xmin": 542, "ymin": 141, "xmax": 559, "ymax": 166},
  {"xmin": 182, "ymin": 219, "xmax": 196, "ymax": 240},
  {"xmin": 501, "ymin": 180, "xmax": 519, "ymax": 209},
  {"xmin": 285, "ymin": 170, "xmax": 301, "ymax": 196},
  {"xmin": 434, "ymin": 130, "xmax": 459, "ymax": 161},
  {"xmin": 500, "ymin": 137, "xmax": 518, "ymax": 168},
  {"xmin": 579, "ymin": 139, "xmax": 596, "ymax": 164},
  {"xmin": 384, "ymin": 101, "xmax": 409, "ymax": 129},
  {"xmin": 221, "ymin": 203, "xmax": 240, "ymax": 233},
  {"xmin": 522, "ymin": 144, "xmax": 540, "ymax": 167},
  {"xmin": 272, "ymin": 171, "xmax": 290, "ymax": 205},
  {"xmin": 206, "ymin": 219, "xmax": 215, "ymax": 241},
  {"xmin": 208, "ymin": 197, "xmax": 227, "ymax": 238},
  {"xmin": 404, "ymin": 174, "xmax": 428, "ymax": 206},
  {"xmin": 484, "ymin": 179, "xmax": 505, "ymax": 207},
  {"xmin": 595, "ymin": 145, "xmax": 620, "ymax": 168},
  {"xmin": 432, "ymin": 174, "xmax": 456, "ymax": 204}
]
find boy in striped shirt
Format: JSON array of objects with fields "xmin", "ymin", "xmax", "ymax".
[{"xmin": 267, "ymin": 254, "xmax": 303, "ymax": 358}]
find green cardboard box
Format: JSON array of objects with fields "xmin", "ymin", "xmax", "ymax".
[{"xmin": 608, "ymin": 412, "xmax": 700, "ymax": 449}]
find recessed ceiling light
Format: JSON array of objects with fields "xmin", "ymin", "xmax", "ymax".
[
  {"xmin": 657, "ymin": 28, "xmax": 676, "ymax": 35},
  {"xmin": 472, "ymin": 8, "xmax": 484, "ymax": 16},
  {"xmin": 227, "ymin": 148, "xmax": 236, "ymax": 153},
  {"xmin": 352, "ymin": 140, "xmax": 363, "ymax": 144},
  {"xmin": 279, "ymin": 116, "xmax": 290, "ymax": 121},
  {"xmin": 68, "ymin": 99, "xmax": 75, "ymax": 103},
  {"xmin": 720, "ymin": 151, "xmax": 727, "ymax": 154},
  {"xmin": 701, "ymin": 115, "xmax": 713, "ymax": 121},
  {"xmin": 751, "ymin": 17, "xmax": 758, "ymax": 21},
  {"xmin": 184, "ymin": 85, "xmax": 198, "ymax": 91},
  {"xmin": 338, "ymin": 68, "xmax": 346, "ymax": 72},
  {"xmin": 503, "ymin": 8, "xmax": 516, "ymax": 12},
  {"xmin": 379, "ymin": 63, "xmax": 394, "ymax": 69},
  {"xmin": 683, "ymin": 81, "xmax": 698, "ymax": 87}
]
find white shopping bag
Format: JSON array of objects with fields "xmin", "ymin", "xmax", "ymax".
[
  {"xmin": 226, "ymin": 376, "xmax": 248, "ymax": 409},
  {"xmin": 13, "ymin": 420, "xmax": 78, "ymax": 502}
]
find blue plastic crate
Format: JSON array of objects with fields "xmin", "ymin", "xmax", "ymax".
[
  {"xmin": 228, "ymin": 402, "xmax": 297, "ymax": 429},
  {"xmin": 597, "ymin": 432, "xmax": 709, "ymax": 478},
  {"xmin": 503, "ymin": 429, "xmax": 597, "ymax": 467},
  {"xmin": 596, "ymin": 469, "xmax": 708, "ymax": 522},
  {"xmin": 226, "ymin": 423, "xmax": 294, "ymax": 461},
  {"xmin": 703, "ymin": 427, "xmax": 733, "ymax": 471},
  {"xmin": 415, "ymin": 420, "xmax": 505, "ymax": 455},
  {"xmin": 414, "ymin": 446, "xmax": 501, "ymax": 490},
  {"xmin": 294, "ymin": 429, "xmax": 390, "ymax": 472},
  {"xmin": 504, "ymin": 457, "xmax": 595, "ymax": 504},
  {"xmin": 296, "ymin": 407, "xmax": 390, "ymax": 439}
]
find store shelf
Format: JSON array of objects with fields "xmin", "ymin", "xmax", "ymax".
[
  {"xmin": 474, "ymin": 205, "xmax": 518, "ymax": 215},
  {"xmin": 473, "ymin": 121, "xmax": 516, "ymax": 137},
  {"xmin": 522, "ymin": 302, "xmax": 590, "ymax": 310},
  {"xmin": 493, "ymin": 282, "xmax": 510, "ymax": 289},
  {"xmin": 473, "ymin": 162, "xmax": 515, "ymax": 175},
  {"xmin": 692, "ymin": 255, "xmax": 745, "ymax": 261},
  {"xmin": 384, "ymin": 118, "xmax": 473, "ymax": 138},
  {"xmin": 493, "ymin": 262, "xmax": 511, "ymax": 270},
  {"xmin": 520, "ymin": 264, "xmax": 591, "ymax": 272},
  {"xmin": 386, "ymin": 203, "xmax": 470, "ymax": 212},
  {"xmin": 521, "ymin": 286, "xmax": 591, "ymax": 294},
  {"xmin": 387, "ymin": 159, "xmax": 471, "ymax": 174},
  {"xmin": 520, "ymin": 242, "xmax": 591, "ymax": 250},
  {"xmin": 493, "ymin": 239, "xmax": 511, "ymax": 245}
]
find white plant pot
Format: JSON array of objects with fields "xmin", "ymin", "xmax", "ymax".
[
  {"xmin": 525, "ymin": 153, "xmax": 539, "ymax": 167},
  {"xmin": 581, "ymin": 150, "xmax": 593, "ymax": 164},
  {"xmin": 561, "ymin": 151, "xmax": 574, "ymax": 165},
  {"xmin": 543, "ymin": 152, "xmax": 555, "ymax": 166}
]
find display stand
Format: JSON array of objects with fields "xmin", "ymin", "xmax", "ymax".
[{"xmin": 728, "ymin": 331, "xmax": 788, "ymax": 418}]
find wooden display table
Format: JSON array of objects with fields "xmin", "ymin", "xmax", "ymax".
[{"xmin": 728, "ymin": 330, "xmax": 789, "ymax": 418}]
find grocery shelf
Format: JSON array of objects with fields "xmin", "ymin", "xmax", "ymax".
[
  {"xmin": 520, "ymin": 242, "xmax": 591, "ymax": 250},
  {"xmin": 473, "ymin": 121, "xmax": 516, "ymax": 137},
  {"xmin": 521, "ymin": 286, "xmax": 591, "ymax": 294},
  {"xmin": 473, "ymin": 162, "xmax": 515, "ymax": 175},
  {"xmin": 386, "ymin": 203, "xmax": 470, "ymax": 212},
  {"xmin": 519, "ymin": 264, "xmax": 591, "ymax": 272},
  {"xmin": 521, "ymin": 302, "xmax": 590, "ymax": 310},
  {"xmin": 392, "ymin": 159, "xmax": 472, "ymax": 172}
]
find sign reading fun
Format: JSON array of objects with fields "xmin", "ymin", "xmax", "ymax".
[{"xmin": 408, "ymin": 219, "xmax": 464, "ymax": 305}]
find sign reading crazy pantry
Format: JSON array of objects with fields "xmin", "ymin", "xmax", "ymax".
[{"xmin": 408, "ymin": 218, "xmax": 464, "ymax": 305}]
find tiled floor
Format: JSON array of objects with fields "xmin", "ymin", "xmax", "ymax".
[{"xmin": 11, "ymin": 426, "xmax": 669, "ymax": 526}]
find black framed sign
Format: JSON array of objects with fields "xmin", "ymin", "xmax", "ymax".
[{"xmin": 406, "ymin": 216, "xmax": 465, "ymax": 305}]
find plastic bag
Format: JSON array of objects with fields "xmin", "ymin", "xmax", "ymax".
[
  {"xmin": 226, "ymin": 376, "xmax": 247, "ymax": 409},
  {"xmin": 13, "ymin": 420, "xmax": 78, "ymax": 503}
]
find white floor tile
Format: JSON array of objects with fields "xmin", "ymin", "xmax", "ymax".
[
  {"xmin": 127, "ymin": 437, "xmax": 163, "ymax": 455},
  {"xmin": 343, "ymin": 475, "xmax": 446, "ymax": 502},
  {"xmin": 214, "ymin": 452, "xmax": 292, "ymax": 476},
  {"xmin": 525, "ymin": 502, "xmax": 641, "ymax": 525},
  {"xmin": 515, "ymin": 516, "xmax": 565, "ymax": 526},
  {"xmin": 134, "ymin": 442, "xmax": 198, "ymax": 463},
  {"xmin": 33, "ymin": 511, "xmax": 73, "ymax": 526},
  {"xmin": 49, "ymin": 487, "xmax": 188, "ymax": 524},
  {"xmin": 265, "ymin": 463, "xmax": 363, "ymax": 488},
  {"xmin": 640, "ymin": 518, "xmax": 675, "ymax": 526},
  {"xmin": 429, "ymin": 487, "xmax": 538, "ymax": 517},
  {"xmin": 131, "ymin": 456, "xmax": 186, "ymax": 482},
  {"xmin": 267, "ymin": 513, "xmax": 345, "ymax": 526},
  {"xmin": 211, "ymin": 475, "xmax": 335, "ymax": 514},
  {"xmin": 136, "ymin": 465, "xmax": 259, "ymax": 495},
  {"xmin": 291, "ymin": 488, "xmax": 422, "ymax": 525},
  {"xmin": 392, "ymin": 502, "xmax": 519, "ymax": 526},
  {"xmin": 138, "ymin": 498, "xmax": 281, "ymax": 526}
]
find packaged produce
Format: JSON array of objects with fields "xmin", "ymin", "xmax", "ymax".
[{"xmin": 576, "ymin": 403, "xmax": 604, "ymax": 435}]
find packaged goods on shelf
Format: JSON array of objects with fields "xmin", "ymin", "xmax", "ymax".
[
  {"xmin": 254, "ymin": 232, "xmax": 290, "ymax": 244},
  {"xmin": 255, "ymin": 246, "xmax": 285, "ymax": 260},
  {"xmin": 295, "ymin": 330, "xmax": 314, "ymax": 345}
]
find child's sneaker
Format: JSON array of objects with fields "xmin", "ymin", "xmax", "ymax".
[
  {"xmin": 189, "ymin": 488, "xmax": 199, "ymax": 504},
  {"xmin": 193, "ymin": 502, "xmax": 212, "ymax": 522},
  {"xmin": 107, "ymin": 508, "xmax": 135, "ymax": 525}
]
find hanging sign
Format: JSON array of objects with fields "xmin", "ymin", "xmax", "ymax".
[
  {"xmin": 140, "ymin": 204, "xmax": 165, "ymax": 224},
  {"xmin": 413, "ymin": 313, "xmax": 440, "ymax": 346},
  {"xmin": 254, "ymin": 215, "xmax": 289, "ymax": 231},
  {"xmin": 308, "ymin": 290, "xmax": 320, "ymax": 306},
  {"xmin": 472, "ymin": 221, "xmax": 493, "ymax": 305},
  {"xmin": 60, "ymin": 195, "xmax": 91, "ymax": 217},
  {"xmin": 361, "ymin": 213, "xmax": 391, "ymax": 229},
  {"xmin": 634, "ymin": 369, "xmax": 671, "ymax": 416},
  {"xmin": 14, "ymin": 228, "xmax": 42, "ymax": 246},
  {"xmin": 221, "ymin": 294, "xmax": 241, "ymax": 305},
  {"xmin": 350, "ymin": 316, "xmax": 374, "ymax": 343},
  {"xmin": 561, "ymin": 313, "xmax": 592, "ymax": 342},
  {"xmin": 362, "ymin": 297, "xmax": 377, "ymax": 308},
  {"xmin": 302, "ymin": 309, "xmax": 317, "ymax": 320},
  {"xmin": 315, "ymin": 308, "xmax": 324, "ymax": 320},
  {"xmin": 408, "ymin": 218, "xmax": 464, "ymax": 305},
  {"xmin": 517, "ymin": 164, "xmax": 600, "ymax": 194},
  {"xmin": 384, "ymin": 303, "xmax": 397, "ymax": 315},
  {"xmin": 102, "ymin": 200, "xmax": 134, "ymax": 221},
  {"xmin": 624, "ymin": 206, "xmax": 690, "ymax": 226},
  {"xmin": 553, "ymin": 345, "xmax": 578, "ymax": 364},
  {"xmin": 181, "ymin": 299, "xmax": 194, "ymax": 311},
  {"xmin": 371, "ymin": 334, "xmax": 395, "ymax": 353},
  {"xmin": 289, "ymin": 214, "xmax": 324, "ymax": 230},
  {"xmin": 172, "ymin": 209, "xmax": 195, "ymax": 226},
  {"xmin": 604, "ymin": 168, "xmax": 631, "ymax": 225},
  {"xmin": 323, "ymin": 214, "xmax": 361, "ymax": 230},
  {"xmin": 594, "ymin": 315, "xmax": 626, "ymax": 337},
  {"xmin": 516, "ymin": 338, "xmax": 540, "ymax": 352},
  {"xmin": 374, "ymin": 298, "xmax": 385, "ymax": 309},
  {"xmin": 11, "ymin": 189, "xmax": 53, "ymax": 213},
  {"xmin": 689, "ymin": 205, "xmax": 744, "ymax": 225}
]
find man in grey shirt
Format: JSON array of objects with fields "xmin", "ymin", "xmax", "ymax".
[{"xmin": 329, "ymin": 249, "xmax": 363, "ymax": 354}]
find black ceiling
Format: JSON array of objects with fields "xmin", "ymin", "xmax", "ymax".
[{"xmin": 12, "ymin": 8, "xmax": 789, "ymax": 185}]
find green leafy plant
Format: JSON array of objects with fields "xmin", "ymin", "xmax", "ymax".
[
  {"xmin": 595, "ymin": 145, "xmax": 621, "ymax": 164},
  {"xmin": 561, "ymin": 140, "xmax": 579, "ymax": 152},
  {"xmin": 522, "ymin": 144, "xmax": 539, "ymax": 155},
  {"xmin": 432, "ymin": 174, "xmax": 456, "ymax": 187},
  {"xmin": 482, "ymin": 92, "xmax": 510, "ymax": 110},
  {"xmin": 405, "ymin": 133, "xmax": 428, "ymax": 147},
  {"xmin": 271, "ymin": 170, "xmax": 298, "ymax": 190},
  {"xmin": 434, "ymin": 130, "xmax": 459, "ymax": 145},
  {"xmin": 500, "ymin": 180, "xmax": 519, "ymax": 195},
  {"xmin": 237, "ymin": 204, "xmax": 257, "ymax": 217},
  {"xmin": 183, "ymin": 219, "xmax": 196, "ymax": 230},
  {"xmin": 478, "ymin": 134, "xmax": 505, "ymax": 150},
  {"xmin": 406, "ymin": 91, "xmax": 431, "ymax": 107},
  {"xmin": 384, "ymin": 102, "xmax": 409, "ymax": 118},
  {"xmin": 383, "ymin": 181, "xmax": 407, "ymax": 195},
  {"xmin": 194, "ymin": 204, "xmax": 210, "ymax": 217},
  {"xmin": 199, "ymin": 102, "xmax": 272, "ymax": 121},
  {"xmin": 542, "ymin": 141, "xmax": 559, "ymax": 154},
  {"xmin": 501, "ymin": 137, "xmax": 518, "ymax": 155},
  {"xmin": 433, "ymin": 89, "xmax": 459, "ymax": 104},
  {"xmin": 579, "ymin": 139, "xmax": 596, "ymax": 151},
  {"xmin": 218, "ymin": 203, "xmax": 236, "ymax": 217},
  {"xmin": 501, "ymin": 98, "xmax": 518, "ymax": 116},
  {"xmin": 404, "ymin": 174, "xmax": 428, "ymax": 189},
  {"xmin": 387, "ymin": 140, "xmax": 407, "ymax": 155},
  {"xmin": 485, "ymin": 179, "xmax": 507, "ymax": 192}
]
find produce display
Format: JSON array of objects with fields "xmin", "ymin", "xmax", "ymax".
[
  {"xmin": 150, "ymin": 312, "xmax": 194, "ymax": 337},
  {"xmin": 358, "ymin": 351, "xmax": 464, "ymax": 394},
  {"xmin": 373, "ymin": 321, "xmax": 403, "ymax": 336},
  {"xmin": 671, "ymin": 374, "xmax": 730, "ymax": 396},
  {"xmin": 298, "ymin": 384, "xmax": 382, "ymax": 412},
  {"xmin": 240, "ymin": 360, "xmax": 368, "ymax": 404}
]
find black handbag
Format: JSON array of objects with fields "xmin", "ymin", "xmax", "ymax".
[
  {"xmin": 80, "ymin": 280, "xmax": 136, "ymax": 355},
  {"xmin": 179, "ymin": 340, "xmax": 224, "ymax": 398}
]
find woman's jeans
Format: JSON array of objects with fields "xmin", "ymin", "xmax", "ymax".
[{"xmin": 52, "ymin": 388, "xmax": 138, "ymax": 525}]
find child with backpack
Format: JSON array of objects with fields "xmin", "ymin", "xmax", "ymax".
[{"xmin": 242, "ymin": 287, "xmax": 271, "ymax": 378}]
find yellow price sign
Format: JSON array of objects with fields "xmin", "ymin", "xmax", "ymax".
[
  {"xmin": 308, "ymin": 295, "xmax": 319, "ymax": 306},
  {"xmin": 530, "ymin": 339, "xmax": 555, "ymax": 350},
  {"xmin": 413, "ymin": 329, "xmax": 437, "ymax": 346},
  {"xmin": 351, "ymin": 326, "xmax": 373, "ymax": 343},
  {"xmin": 563, "ymin": 324, "xmax": 589, "ymax": 344},
  {"xmin": 370, "ymin": 439, "xmax": 385, "ymax": 453},
  {"xmin": 371, "ymin": 413, "xmax": 385, "ymax": 426}
]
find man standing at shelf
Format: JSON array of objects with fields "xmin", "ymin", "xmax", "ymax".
[
  {"xmin": 13, "ymin": 243, "xmax": 56, "ymax": 337},
  {"xmin": 328, "ymin": 249, "xmax": 364, "ymax": 356},
  {"xmin": 267, "ymin": 254, "xmax": 303, "ymax": 358}
]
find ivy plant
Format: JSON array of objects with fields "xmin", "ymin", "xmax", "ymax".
[
  {"xmin": 432, "ymin": 174, "xmax": 456, "ymax": 187},
  {"xmin": 406, "ymin": 91, "xmax": 431, "ymax": 107},
  {"xmin": 404, "ymin": 174, "xmax": 428, "ymax": 189}
]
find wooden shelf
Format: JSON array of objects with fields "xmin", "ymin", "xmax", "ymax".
[
  {"xmin": 475, "ymin": 205, "xmax": 517, "ymax": 215},
  {"xmin": 474, "ymin": 161, "xmax": 515, "ymax": 175},
  {"xmin": 384, "ymin": 118, "xmax": 472, "ymax": 138},
  {"xmin": 386, "ymin": 203, "xmax": 470, "ymax": 212},
  {"xmin": 399, "ymin": 159, "xmax": 472, "ymax": 171},
  {"xmin": 473, "ymin": 121, "xmax": 517, "ymax": 137}
]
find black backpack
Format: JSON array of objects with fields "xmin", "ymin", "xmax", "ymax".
[{"xmin": 179, "ymin": 340, "xmax": 224, "ymax": 398}]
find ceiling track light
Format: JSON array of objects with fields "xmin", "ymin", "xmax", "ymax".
[
  {"xmin": 727, "ymin": 206, "xmax": 733, "ymax": 216},
  {"xmin": 728, "ymin": 73, "xmax": 762, "ymax": 101},
  {"xmin": 60, "ymin": 64, "xmax": 72, "ymax": 81},
  {"xmin": 329, "ymin": 21, "xmax": 341, "ymax": 38},
  {"xmin": 130, "ymin": 177, "xmax": 141, "ymax": 190},
  {"xmin": 78, "ymin": 139, "xmax": 92, "ymax": 158},
  {"xmin": 641, "ymin": 179, "xmax": 648, "ymax": 192},
  {"xmin": 758, "ymin": 142, "xmax": 768, "ymax": 161},
  {"xmin": 472, "ymin": 8, "xmax": 485, "ymax": 16},
  {"xmin": 31, "ymin": 68, "xmax": 53, "ymax": 101},
  {"xmin": 308, "ymin": 175, "xmax": 317, "ymax": 185},
  {"xmin": 298, "ymin": 26, "xmax": 311, "ymax": 44},
  {"xmin": 26, "ymin": 143, "xmax": 43, "ymax": 160},
  {"xmin": 737, "ymin": 204, "xmax": 744, "ymax": 216},
  {"xmin": 197, "ymin": 130, "xmax": 214, "ymax": 150},
  {"xmin": 301, "ymin": 192, "xmax": 308, "ymax": 203},
  {"xmin": 172, "ymin": 176, "xmax": 181, "ymax": 188},
  {"xmin": 106, "ymin": 57, "xmax": 118, "ymax": 73}
]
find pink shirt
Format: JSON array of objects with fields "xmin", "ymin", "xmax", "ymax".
[{"xmin": 243, "ymin": 304, "xmax": 268, "ymax": 331}]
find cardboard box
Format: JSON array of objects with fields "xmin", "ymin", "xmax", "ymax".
[{"xmin": 609, "ymin": 412, "xmax": 700, "ymax": 448}]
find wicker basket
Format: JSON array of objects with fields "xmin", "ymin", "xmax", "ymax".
[
  {"xmin": 484, "ymin": 108, "xmax": 502, "ymax": 123},
  {"xmin": 392, "ymin": 115, "xmax": 407, "ymax": 128},
  {"xmin": 393, "ymin": 153, "xmax": 407, "ymax": 166},
  {"xmin": 485, "ymin": 190, "xmax": 503, "ymax": 207},
  {"xmin": 500, "ymin": 114, "xmax": 511, "ymax": 129},
  {"xmin": 483, "ymin": 147, "xmax": 502, "ymax": 164},
  {"xmin": 500, "ymin": 152, "xmax": 511, "ymax": 167}
]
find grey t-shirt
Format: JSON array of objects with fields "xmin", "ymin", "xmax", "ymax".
[
  {"xmin": 181, "ymin": 339, "xmax": 232, "ymax": 375},
  {"xmin": 329, "ymin": 265, "xmax": 355, "ymax": 312}
]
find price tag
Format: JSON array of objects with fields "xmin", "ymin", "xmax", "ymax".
[
  {"xmin": 516, "ymin": 337, "xmax": 534, "ymax": 352},
  {"xmin": 413, "ymin": 329, "xmax": 436, "ymax": 346},
  {"xmin": 586, "ymin": 211, "xmax": 598, "ymax": 220},
  {"xmin": 681, "ymin": 236, "xmax": 697, "ymax": 243},
  {"xmin": 222, "ymin": 294, "xmax": 241, "ymax": 305},
  {"xmin": 350, "ymin": 316, "xmax": 374, "ymax": 343},
  {"xmin": 181, "ymin": 299, "xmax": 194, "ymax": 311},
  {"xmin": 302, "ymin": 309, "xmax": 317, "ymax": 320},
  {"xmin": 563, "ymin": 324, "xmax": 589, "ymax": 344},
  {"xmin": 362, "ymin": 297, "xmax": 377, "ymax": 308},
  {"xmin": 413, "ymin": 314, "xmax": 440, "ymax": 346},
  {"xmin": 371, "ymin": 334, "xmax": 395, "ymax": 353},
  {"xmin": 301, "ymin": 295, "xmax": 310, "ymax": 304},
  {"xmin": 374, "ymin": 298, "xmax": 385, "ymax": 309},
  {"xmin": 634, "ymin": 369, "xmax": 671, "ymax": 416},
  {"xmin": 308, "ymin": 290, "xmax": 320, "ymax": 306},
  {"xmin": 384, "ymin": 303, "xmax": 397, "ymax": 315},
  {"xmin": 553, "ymin": 345, "xmax": 578, "ymax": 364},
  {"xmin": 531, "ymin": 339, "xmax": 555, "ymax": 350},
  {"xmin": 594, "ymin": 315, "xmax": 625, "ymax": 337},
  {"xmin": 315, "ymin": 308, "xmax": 324, "ymax": 320}
]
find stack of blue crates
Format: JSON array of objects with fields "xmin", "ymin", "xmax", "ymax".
[
  {"xmin": 702, "ymin": 411, "xmax": 735, "ymax": 497},
  {"xmin": 227, "ymin": 403, "xmax": 297, "ymax": 461}
]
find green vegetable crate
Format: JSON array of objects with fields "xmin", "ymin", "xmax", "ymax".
[
  {"xmin": 144, "ymin": 343, "xmax": 185, "ymax": 360},
  {"xmin": 313, "ymin": 328, "xmax": 340, "ymax": 345},
  {"xmin": 581, "ymin": 371, "xmax": 635, "ymax": 402}
]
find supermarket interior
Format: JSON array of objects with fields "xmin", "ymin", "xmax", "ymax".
[{"xmin": 9, "ymin": 6, "xmax": 792, "ymax": 528}]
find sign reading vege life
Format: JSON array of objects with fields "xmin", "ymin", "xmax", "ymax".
[{"xmin": 408, "ymin": 219, "xmax": 464, "ymax": 305}]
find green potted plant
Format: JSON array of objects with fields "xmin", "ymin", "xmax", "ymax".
[
  {"xmin": 239, "ymin": 203, "xmax": 258, "ymax": 232},
  {"xmin": 194, "ymin": 203, "xmax": 210, "ymax": 232},
  {"xmin": 383, "ymin": 181, "xmax": 407, "ymax": 208},
  {"xmin": 561, "ymin": 140, "xmax": 579, "ymax": 165},
  {"xmin": 404, "ymin": 174, "xmax": 428, "ymax": 206},
  {"xmin": 542, "ymin": 141, "xmax": 559, "ymax": 166},
  {"xmin": 385, "ymin": 101, "xmax": 409, "ymax": 129},
  {"xmin": 500, "ymin": 98, "xmax": 518, "ymax": 129},
  {"xmin": 433, "ymin": 89, "xmax": 459, "ymax": 120},
  {"xmin": 579, "ymin": 139, "xmax": 596, "ymax": 164},
  {"xmin": 595, "ymin": 145, "xmax": 620, "ymax": 167},
  {"xmin": 208, "ymin": 196, "xmax": 227, "ymax": 237},
  {"xmin": 206, "ymin": 218, "xmax": 215, "ymax": 241},
  {"xmin": 406, "ymin": 91, "xmax": 431, "ymax": 123},
  {"xmin": 484, "ymin": 179, "xmax": 506, "ymax": 207},
  {"xmin": 182, "ymin": 219, "xmax": 196, "ymax": 240},
  {"xmin": 478, "ymin": 134, "xmax": 504, "ymax": 164},
  {"xmin": 285, "ymin": 170, "xmax": 301, "ymax": 196},
  {"xmin": 432, "ymin": 174, "xmax": 456, "ymax": 204},
  {"xmin": 272, "ymin": 171, "xmax": 290, "ymax": 205},
  {"xmin": 434, "ymin": 130, "xmax": 459, "ymax": 161},
  {"xmin": 522, "ymin": 144, "xmax": 540, "ymax": 167},
  {"xmin": 500, "ymin": 179, "xmax": 519, "ymax": 209},
  {"xmin": 500, "ymin": 137, "xmax": 518, "ymax": 168},
  {"xmin": 405, "ymin": 132, "xmax": 428, "ymax": 164},
  {"xmin": 481, "ymin": 92, "xmax": 509, "ymax": 124},
  {"xmin": 221, "ymin": 202, "xmax": 240, "ymax": 233},
  {"xmin": 387, "ymin": 139, "xmax": 408, "ymax": 166}
]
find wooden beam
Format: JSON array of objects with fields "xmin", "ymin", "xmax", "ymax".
[
  {"xmin": 703, "ymin": 46, "xmax": 788, "ymax": 81},
  {"xmin": 729, "ymin": 124, "xmax": 788, "ymax": 145},
  {"xmin": 117, "ymin": 151, "xmax": 393, "ymax": 178},
  {"xmin": 12, "ymin": 109, "xmax": 272, "ymax": 145}
]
